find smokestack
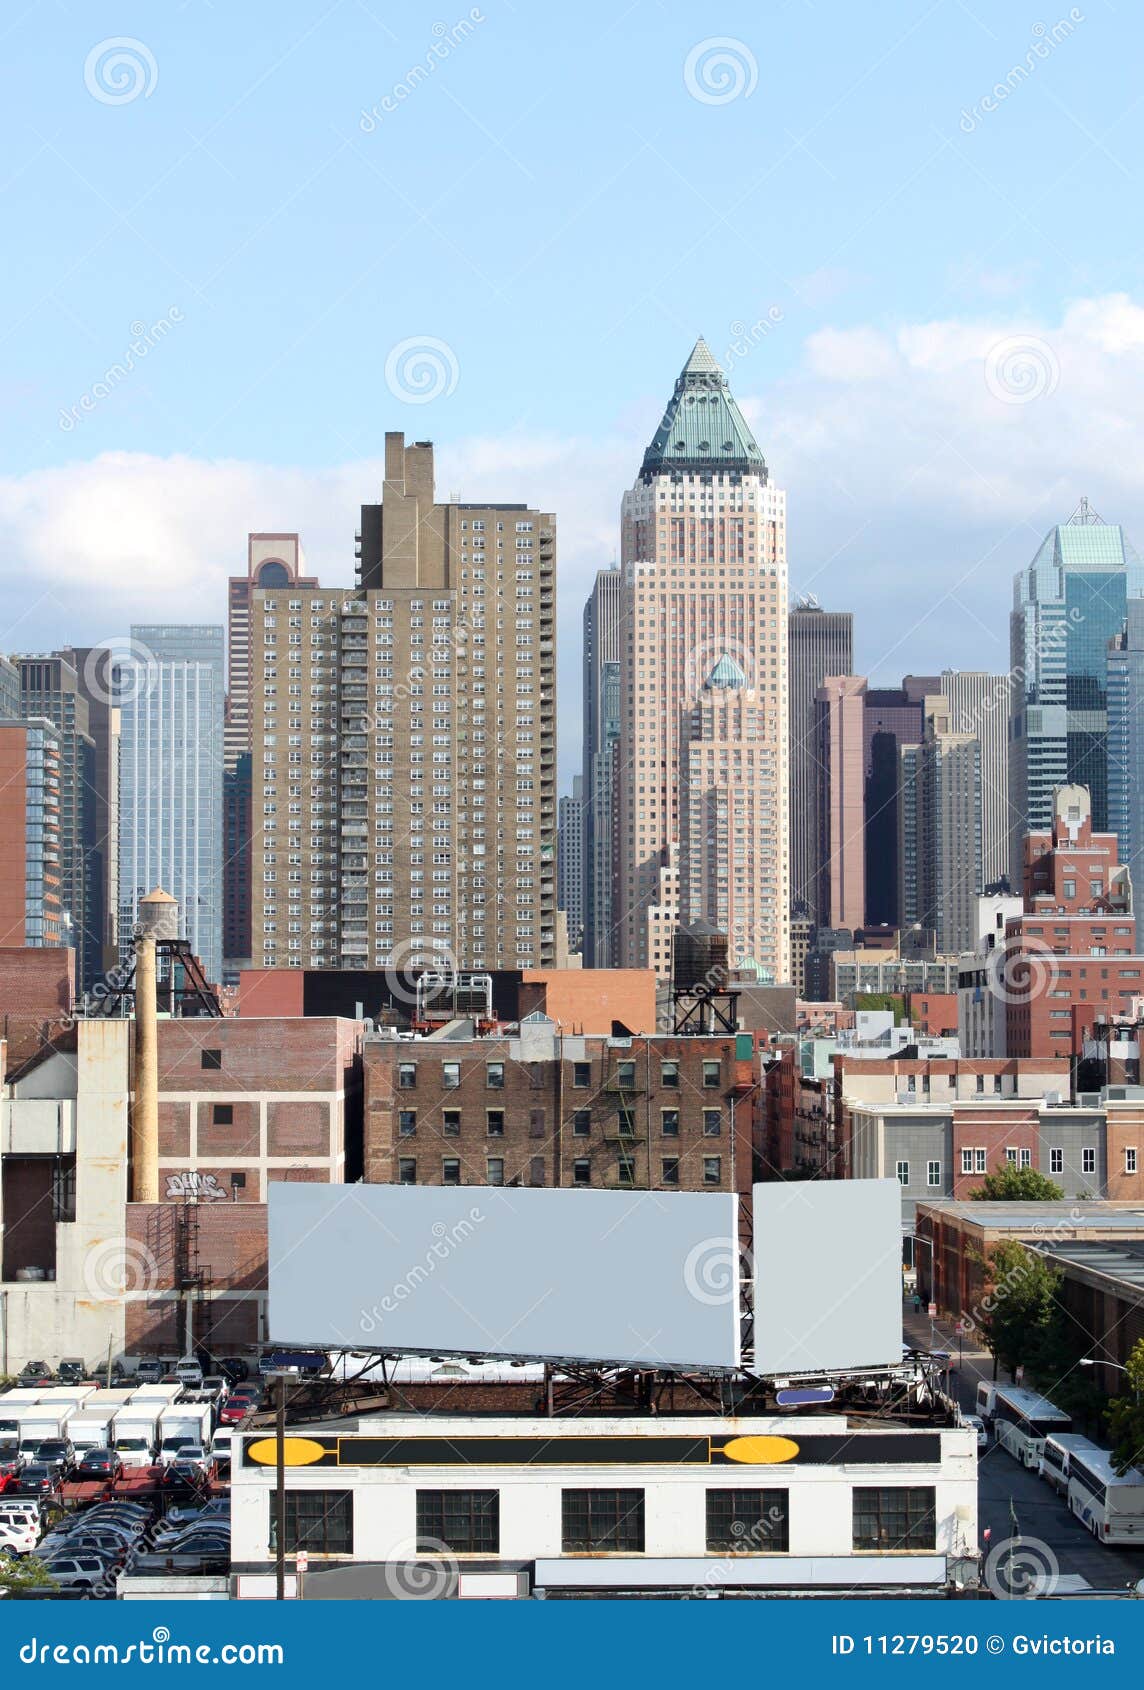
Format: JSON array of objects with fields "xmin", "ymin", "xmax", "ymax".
[{"xmin": 132, "ymin": 931, "xmax": 159, "ymax": 1203}]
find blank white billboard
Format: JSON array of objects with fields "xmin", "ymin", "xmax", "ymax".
[
  {"xmin": 268, "ymin": 1183, "xmax": 741, "ymax": 1370},
  {"xmin": 750, "ymin": 1180, "xmax": 902, "ymax": 1375}
]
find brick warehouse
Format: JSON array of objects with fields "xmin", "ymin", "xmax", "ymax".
[{"xmin": 363, "ymin": 1018, "xmax": 758, "ymax": 1206}]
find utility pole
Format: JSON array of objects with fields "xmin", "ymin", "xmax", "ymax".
[{"xmin": 275, "ymin": 1374, "xmax": 286, "ymax": 1601}]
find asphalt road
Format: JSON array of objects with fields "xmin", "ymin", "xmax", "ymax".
[{"xmin": 902, "ymin": 1304, "xmax": 1144, "ymax": 1596}]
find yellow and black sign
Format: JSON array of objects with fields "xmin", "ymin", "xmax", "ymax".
[{"xmin": 243, "ymin": 1431, "xmax": 940, "ymax": 1469}]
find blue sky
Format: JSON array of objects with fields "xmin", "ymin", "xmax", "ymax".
[{"xmin": 4, "ymin": 0, "xmax": 1144, "ymax": 779}]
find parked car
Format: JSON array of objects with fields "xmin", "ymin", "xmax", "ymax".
[
  {"xmin": 0, "ymin": 1517, "xmax": 40, "ymax": 1554},
  {"xmin": 175, "ymin": 1360, "xmax": 203, "ymax": 1389},
  {"xmin": 16, "ymin": 1363, "xmax": 53, "ymax": 1387},
  {"xmin": 134, "ymin": 1360, "xmax": 164, "ymax": 1385},
  {"xmin": 200, "ymin": 1375, "xmax": 230, "ymax": 1403},
  {"xmin": 33, "ymin": 1439, "xmax": 75, "ymax": 1476},
  {"xmin": 40, "ymin": 1552, "xmax": 119, "ymax": 1594},
  {"xmin": 963, "ymin": 1413, "xmax": 989, "ymax": 1451},
  {"xmin": 159, "ymin": 1464, "xmax": 210, "ymax": 1500},
  {"xmin": 75, "ymin": 1448, "xmax": 124, "ymax": 1482},
  {"xmin": 219, "ymin": 1395, "xmax": 257, "ymax": 1427},
  {"xmin": 164, "ymin": 1496, "xmax": 230, "ymax": 1529},
  {"xmin": 56, "ymin": 1359, "xmax": 87, "ymax": 1384},
  {"xmin": 18, "ymin": 1464, "xmax": 60, "ymax": 1500},
  {"xmin": 219, "ymin": 1356, "xmax": 250, "ymax": 1383}
]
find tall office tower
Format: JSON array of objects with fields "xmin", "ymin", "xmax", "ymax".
[
  {"xmin": 680, "ymin": 656, "xmax": 778, "ymax": 976},
  {"xmin": 937, "ymin": 670, "xmax": 1009, "ymax": 891},
  {"xmin": 117, "ymin": 625, "xmax": 225, "ymax": 983},
  {"xmin": 899, "ymin": 694, "xmax": 982, "ymax": 955},
  {"xmin": 788, "ymin": 601, "xmax": 853, "ymax": 919},
  {"xmin": 863, "ymin": 677, "xmax": 937, "ymax": 926},
  {"xmin": 0, "ymin": 658, "xmax": 20, "ymax": 717},
  {"xmin": 223, "ymin": 751, "xmax": 254, "ymax": 974},
  {"xmin": 1010, "ymin": 498, "xmax": 1144, "ymax": 881},
  {"xmin": 617, "ymin": 339, "xmax": 788, "ymax": 980},
  {"xmin": 14, "ymin": 656, "xmax": 99, "ymax": 987},
  {"xmin": 557, "ymin": 776, "xmax": 584, "ymax": 954},
  {"xmin": 0, "ymin": 719, "xmax": 62, "ymax": 947},
  {"xmin": 581, "ymin": 566, "xmax": 622, "ymax": 967},
  {"xmin": 61, "ymin": 646, "xmax": 121, "ymax": 972},
  {"xmin": 814, "ymin": 675, "xmax": 867, "ymax": 932},
  {"xmin": 1107, "ymin": 599, "xmax": 1144, "ymax": 883}
]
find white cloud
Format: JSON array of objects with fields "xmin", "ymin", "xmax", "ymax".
[{"xmin": 5, "ymin": 294, "xmax": 1144, "ymax": 780}]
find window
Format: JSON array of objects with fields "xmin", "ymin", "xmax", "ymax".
[
  {"xmin": 703, "ymin": 1156, "xmax": 721, "ymax": 1185},
  {"xmin": 974, "ymin": 1149, "xmax": 987, "ymax": 1174},
  {"xmin": 486, "ymin": 1109, "xmax": 505, "ymax": 1138},
  {"xmin": 442, "ymin": 1158, "xmax": 461, "ymax": 1185},
  {"xmin": 269, "ymin": 1491, "xmax": 352, "ymax": 1556},
  {"xmin": 852, "ymin": 1486, "xmax": 935, "ymax": 1551},
  {"xmin": 1020, "ymin": 1148, "xmax": 1031, "ymax": 1169},
  {"xmin": 927, "ymin": 1160, "xmax": 941, "ymax": 1188},
  {"xmin": 617, "ymin": 1104, "xmax": 636, "ymax": 1136},
  {"xmin": 1005, "ymin": 1147, "xmax": 1017, "ymax": 1166},
  {"xmin": 561, "ymin": 1490, "xmax": 644, "ymax": 1552},
  {"xmin": 213, "ymin": 1104, "xmax": 233, "ymax": 1126},
  {"xmin": 1082, "ymin": 1147, "xmax": 1096, "ymax": 1175},
  {"xmin": 660, "ymin": 1061, "xmax": 680, "ymax": 1088},
  {"xmin": 702, "ymin": 1060, "xmax": 721, "ymax": 1088},
  {"xmin": 960, "ymin": 1150, "xmax": 973, "ymax": 1175},
  {"xmin": 616, "ymin": 1061, "xmax": 636, "ymax": 1089},
  {"xmin": 201, "ymin": 1049, "xmax": 222, "ymax": 1071},
  {"xmin": 703, "ymin": 1109, "xmax": 721, "ymax": 1137},
  {"xmin": 486, "ymin": 1062, "xmax": 504, "ymax": 1089},
  {"xmin": 416, "ymin": 1491, "xmax": 499, "ymax": 1555},
  {"xmin": 896, "ymin": 1160, "xmax": 909, "ymax": 1186},
  {"xmin": 1050, "ymin": 1147, "xmax": 1064, "ymax": 1174},
  {"xmin": 443, "ymin": 1109, "xmax": 461, "ymax": 1137},
  {"xmin": 398, "ymin": 1110, "xmax": 416, "ymax": 1137},
  {"xmin": 572, "ymin": 1109, "xmax": 591, "ymax": 1136},
  {"xmin": 442, "ymin": 1063, "xmax": 460, "ymax": 1090},
  {"xmin": 398, "ymin": 1063, "xmax": 417, "ymax": 1090},
  {"xmin": 661, "ymin": 1157, "xmax": 680, "ymax": 1186},
  {"xmin": 398, "ymin": 1158, "xmax": 416, "ymax": 1184},
  {"xmin": 705, "ymin": 1489, "xmax": 789, "ymax": 1553},
  {"xmin": 486, "ymin": 1157, "xmax": 504, "ymax": 1187},
  {"xmin": 1127, "ymin": 1148, "xmax": 1138, "ymax": 1175},
  {"xmin": 617, "ymin": 1153, "xmax": 635, "ymax": 1186},
  {"xmin": 573, "ymin": 1158, "xmax": 591, "ymax": 1186},
  {"xmin": 661, "ymin": 1108, "xmax": 680, "ymax": 1137},
  {"xmin": 573, "ymin": 1063, "xmax": 591, "ymax": 1088}
]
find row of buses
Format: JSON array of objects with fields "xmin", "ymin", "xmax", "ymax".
[{"xmin": 976, "ymin": 1382, "xmax": 1144, "ymax": 1545}]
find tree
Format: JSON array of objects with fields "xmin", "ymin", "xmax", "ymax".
[
  {"xmin": 0, "ymin": 1554, "xmax": 54, "ymax": 1595},
  {"xmin": 1107, "ymin": 1338, "xmax": 1144, "ymax": 1477},
  {"xmin": 968, "ymin": 1164, "xmax": 1064, "ymax": 1201},
  {"xmin": 972, "ymin": 1240, "xmax": 1063, "ymax": 1378}
]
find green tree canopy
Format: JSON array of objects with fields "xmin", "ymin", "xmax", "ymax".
[
  {"xmin": 1107, "ymin": 1338, "xmax": 1144, "ymax": 1477},
  {"xmin": 973, "ymin": 1239, "xmax": 1064, "ymax": 1378},
  {"xmin": 968, "ymin": 1164, "xmax": 1064, "ymax": 1201}
]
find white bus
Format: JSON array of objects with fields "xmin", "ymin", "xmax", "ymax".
[
  {"xmin": 1067, "ymin": 1449, "xmax": 1144, "ymax": 1544},
  {"xmin": 992, "ymin": 1386, "xmax": 1071, "ymax": 1468},
  {"xmin": 1039, "ymin": 1433, "xmax": 1101, "ymax": 1496}
]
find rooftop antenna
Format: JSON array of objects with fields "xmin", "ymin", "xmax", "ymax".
[{"xmin": 1067, "ymin": 495, "xmax": 1104, "ymax": 526}]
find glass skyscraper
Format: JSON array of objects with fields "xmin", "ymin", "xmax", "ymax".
[
  {"xmin": 117, "ymin": 624, "xmax": 225, "ymax": 983},
  {"xmin": 1008, "ymin": 502, "xmax": 1144, "ymax": 881}
]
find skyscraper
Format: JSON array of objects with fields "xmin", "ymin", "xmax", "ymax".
[
  {"xmin": 899, "ymin": 693, "xmax": 982, "ymax": 955},
  {"xmin": 581, "ymin": 566, "xmax": 622, "ymax": 967},
  {"xmin": 557, "ymin": 776, "xmax": 584, "ymax": 954},
  {"xmin": 788, "ymin": 601, "xmax": 853, "ymax": 920},
  {"xmin": 936, "ymin": 669, "xmax": 1009, "ymax": 891},
  {"xmin": 1107, "ymin": 598, "xmax": 1144, "ymax": 884},
  {"xmin": 15, "ymin": 655, "xmax": 99, "ymax": 988},
  {"xmin": 814, "ymin": 675, "xmax": 867, "ymax": 933},
  {"xmin": 249, "ymin": 433, "xmax": 557, "ymax": 972},
  {"xmin": 1009, "ymin": 499, "xmax": 1144, "ymax": 880},
  {"xmin": 863, "ymin": 678, "xmax": 936, "ymax": 927},
  {"xmin": 61, "ymin": 645, "xmax": 121, "ymax": 974},
  {"xmin": 118, "ymin": 625, "xmax": 225, "ymax": 983},
  {"xmin": 617, "ymin": 339, "xmax": 788, "ymax": 981},
  {"xmin": 0, "ymin": 719, "xmax": 62, "ymax": 949}
]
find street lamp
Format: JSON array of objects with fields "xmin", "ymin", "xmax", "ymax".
[{"xmin": 1079, "ymin": 1357, "xmax": 1141, "ymax": 1404}]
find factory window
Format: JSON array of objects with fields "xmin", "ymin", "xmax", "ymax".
[
  {"xmin": 616, "ymin": 1060, "xmax": 636, "ymax": 1089},
  {"xmin": 661, "ymin": 1157, "xmax": 680, "ymax": 1186},
  {"xmin": 442, "ymin": 1063, "xmax": 461, "ymax": 1090},
  {"xmin": 416, "ymin": 1490, "xmax": 499, "ymax": 1555},
  {"xmin": 660, "ymin": 1061, "xmax": 680, "ymax": 1088},
  {"xmin": 661, "ymin": 1108, "xmax": 680, "ymax": 1137},
  {"xmin": 397, "ymin": 1063, "xmax": 417, "ymax": 1090},
  {"xmin": 201, "ymin": 1049, "xmax": 222, "ymax": 1071},
  {"xmin": 573, "ymin": 1158, "xmax": 591, "ymax": 1186},
  {"xmin": 442, "ymin": 1158, "xmax": 461, "ymax": 1185},
  {"xmin": 617, "ymin": 1153, "xmax": 635, "ymax": 1186},
  {"xmin": 703, "ymin": 1157, "xmax": 721, "ymax": 1185},
  {"xmin": 270, "ymin": 1491, "xmax": 353, "ymax": 1557},
  {"xmin": 213, "ymin": 1104, "xmax": 233, "ymax": 1126},
  {"xmin": 442, "ymin": 1109, "xmax": 461, "ymax": 1137},
  {"xmin": 1050, "ymin": 1147, "xmax": 1063, "ymax": 1174},
  {"xmin": 706, "ymin": 1489, "xmax": 789, "ymax": 1553},
  {"xmin": 486, "ymin": 1158, "xmax": 504, "ymax": 1187},
  {"xmin": 573, "ymin": 1063, "xmax": 591, "ymax": 1089},
  {"xmin": 398, "ymin": 1110, "xmax": 417, "ymax": 1137},
  {"xmin": 572, "ymin": 1109, "xmax": 591, "ymax": 1136},
  {"xmin": 562, "ymin": 1490, "xmax": 645, "ymax": 1553},
  {"xmin": 229, "ymin": 1173, "xmax": 246, "ymax": 1194},
  {"xmin": 486, "ymin": 1110, "xmax": 505, "ymax": 1138},
  {"xmin": 852, "ymin": 1487, "xmax": 935, "ymax": 1552},
  {"xmin": 398, "ymin": 1159, "xmax": 416, "ymax": 1185},
  {"xmin": 702, "ymin": 1061, "xmax": 721, "ymax": 1088},
  {"xmin": 703, "ymin": 1109, "xmax": 721, "ymax": 1137},
  {"xmin": 486, "ymin": 1062, "xmax": 505, "ymax": 1090}
]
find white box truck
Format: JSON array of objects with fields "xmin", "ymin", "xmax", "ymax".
[
  {"xmin": 112, "ymin": 1408, "xmax": 160, "ymax": 1469},
  {"xmin": 16, "ymin": 1409, "xmax": 72, "ymax": 1461},
  {"xmin": 0, "ymin": 1391, "xmax": 46, "ymax": 1450},
  {"xmin": 128, "ymin": 1383, "xmax": 184, "ymax": 1409},
  {"xmin": 158, "ymin": 1403, "xmax": 213, "ymax": 1464},
  {"xmin": 66, "ymin": 1409, "xmax": 118, "ymax": 1460}
]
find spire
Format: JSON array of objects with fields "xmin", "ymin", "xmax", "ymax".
[
  {"xmin": 705, "ymin": 652, "xmax": 748, "ymax": 689},
  {"xmin": 639, "ymin": 339, "xmax": 767, "ymax": 483}
]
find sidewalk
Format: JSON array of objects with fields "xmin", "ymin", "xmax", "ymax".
[{"xmin": 901, "ymin": 1300, "xmax": 999, "ymax": 1413}]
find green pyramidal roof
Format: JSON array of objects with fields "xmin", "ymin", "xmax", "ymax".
[
  {"xmin": 640, "ymin": 338, "xmax": 767, "ymax": 482},
  {"xmin": 706, "ymin": 652, "xmax": 748, "ymax": 688}
]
